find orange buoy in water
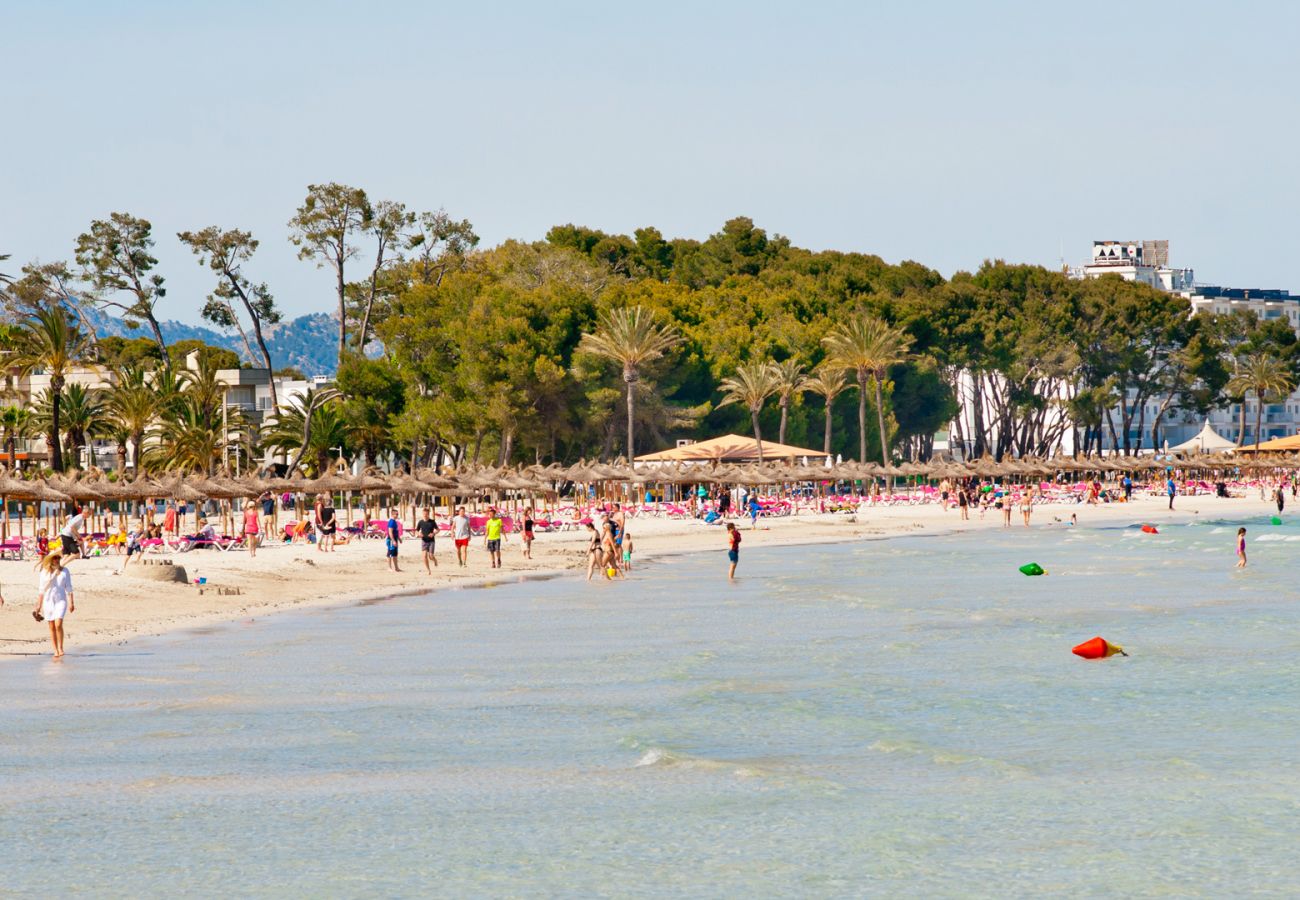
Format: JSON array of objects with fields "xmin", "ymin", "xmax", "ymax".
[
  {"xmin": 1140, "ymin": 524, "xmax": 1158, "ymax": 534},
  {"xmin": 1072, "ymin": 636, "xmax": 1127, "ymax": 659}
]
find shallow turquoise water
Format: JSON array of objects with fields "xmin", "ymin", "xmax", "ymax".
[{"xmin": 3, "ymin": 519, "xmax": 1300, "ymax": 897}]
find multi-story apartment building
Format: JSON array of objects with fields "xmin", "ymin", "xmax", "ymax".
[
  {"xmin": 1077, "ymin": 241, "xmax": 1300, "ymax": 451},
  {"xmin": 8, "ymin": 350, "xmax": 333, "ymax": 470}
]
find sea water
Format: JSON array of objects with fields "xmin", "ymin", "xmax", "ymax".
[{"xmin": 3, "ymin": 519, "xmax": 1299, "ymax": 897}]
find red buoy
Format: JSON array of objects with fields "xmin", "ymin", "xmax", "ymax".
[
  {"xmin": 1072, "ymin": 636, "xmax": 1127, "ymax": 659},
  {"xmin": 1141, "ymin": 524, "xmax": 1158, "ymax": 534}
]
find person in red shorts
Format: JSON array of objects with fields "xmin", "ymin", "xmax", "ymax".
[{"xmin": 452, "ymin": 506, "xmax": 471, "ymax": 567}]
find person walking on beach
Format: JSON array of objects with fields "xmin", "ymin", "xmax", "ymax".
[
  {"xmin": 747, "ymin": 494, "xmax": 761, "ymax": 530},
  {"xmin": 1122, "ymin": 474, "xmax": 1133, "ymax": 503},
  {"xmin": 1236, "ymin": 527, "xmax": 1248, "ymax": 568},
  {"xmin": 35, "ymin": 552, "xmax": 74, "ymax": 658},
  {"xmin": 1166, "ymin": 476, "xmax": 1177, "ymax": 511},
  {"xmin": 241, "ymin": 501, "xmax": 261, "ymax": 557},
  {"xmin": 1020, "ymin": 489, "xmax": 1034, "ymax": 527},
  {"xmin": 1275, "ymin": 485, "xmax": 1285, "ymax": 515},
  {"xmin": 385, "ymin": 507, "xmax": 402, "ymax": 572},
  {"xmin": 116, "ymin": 520, "xmax": 144, "ymax": 575},
  {"xmin": 452, "ymin": 507, "xmax": 471, "ymax": 567},
  {"xmin": 957, "ymin": 487, "xmax": 969, "ymax": 521},
  {"xmin": 416, "ymin": 507, "xmax": 438, "ymax": 573},
  {"xmin": 726, "ymin": 522, "xmax": 741, "ymax": 580},
  {"xmin": 317, "ymin": 494, "xmax": 337, "ymax": 552},
  {"xmin": 484, "ymin": 508, "xmax": 505, "ymax": 569},
  {"xmin": 59, "ymin": 506, "xmax": 86, "ymax": 558},
  {"xmin": 520, "ymin": 508, "xmax": 535, "ymax": 560}
]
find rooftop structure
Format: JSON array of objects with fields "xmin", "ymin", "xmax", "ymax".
[{"xmin": 1071, "ymin": 239, "xmax": 1194, "ymax": 292}]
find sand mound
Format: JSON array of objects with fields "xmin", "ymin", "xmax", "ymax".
[{"xmin": 127, "ymin": 564, "xmax": 189, "ymax": 584}]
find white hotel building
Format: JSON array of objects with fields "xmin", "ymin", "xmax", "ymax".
[
  {"xmin": 1077, "ymin": 240, "xmax": 1300, "ymax": 451},
  {"xmin": 945, "ymin": 241, "xmax": 1300, "ymax": 457}
]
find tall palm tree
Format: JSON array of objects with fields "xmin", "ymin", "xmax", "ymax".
[
  {"xmin": 771, "ymin": 359, "xmax": 807, "ymax": 446},
  {"xmin": 9, "ymin": 306, "xmax": 93, "ymax": 471},
  {"xmin": 803, "ymin": 366, "xmax": 849, "ymax": 456},
  {"xmin": 104, "ymin": 363, "xmax": 157, "ymax": 471},
  {"xmin": 822, "ymin": 316, "xmax": 914, "ymax": 465},
  {"xmin": 0, "ymin": 404, "xmax": 34, "ymax": 468},
  {"xmin": 578, "ymin": 306, "xmax": 681, "ymax": 459},
  {"xmin": 717, "ymin": 361, "xmax": 781, "ymax": 461},
  {"xmin": 33, "ymin": 383, "xmax": 108, "ymax": 468},
  {"xmin": 1227, "ymin": 353, "xmax": 1296, "ymax": 452}
]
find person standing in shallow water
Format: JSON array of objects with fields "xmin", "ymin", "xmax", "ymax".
[
  {"xmin": 35, "ymin": 552, "xmax": 74, "ymax": 658},
  {"xmin": 726, "ymin": 522, "xmax": 741, "ymax": 580},
  {"xmin": 1236, "ymin": 527, "xmax": 1248, "ymax": 568}
]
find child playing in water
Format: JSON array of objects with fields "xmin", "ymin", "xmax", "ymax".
[
  {"xmin": 621, "ymin": 532, "xmax": 634, "ymax": 571},
  {"xmin": 1236, "ymin": 527, "xmax": 1247, "ymax": 568}
]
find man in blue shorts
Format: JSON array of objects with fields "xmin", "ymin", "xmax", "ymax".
[{"xmin": 385, "ymin": 507, "xmax": 401, "ymax": 572}]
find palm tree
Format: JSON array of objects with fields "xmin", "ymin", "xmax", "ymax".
[
  {"xmin": 822, "ymin": 316, "xmax": 914, "ymax": 465},
  {"xmin": 1227, "ymin": 353, "xmax": 1296, "ymax": 452},
  {"xmin": 262, "ymin": 387, "xmax": 343, "ymax": 475},
  {"xmin": 151, "ymin": 394, "xmax": 242, "ymax": 474},
  {"xmin": 0, "ymin": 404, "xmax": 34, "ymax": 468},
  {"xmin": 717, "ymin": 361, "xmax": 781, "ymax": 461},
  {"xmin": 578, "ymin": 306, "xmax": 681, "ymax": 459},
  {"xmin": 33, "ymin": 383, "xmax": 108, "ymax": 468},
  {"xmin": 265, "ymin": 395, "xmax": 347, "ymax": 474},
  {"xmin": 9, "ymin": 306, "xmax": 93, "ymax": 471},
  {"xmin": 771, "ymin": 359, "xmax": 807, "ymax": 446},
  {"xmin": 104, "ymin": 363, "xmax": 157, "ymax": 471},
  {"xmin": 179, "ymin": 355, "xmax": 226, "ymax": 420},
  {"xmin": 803, "ymin": 366, "xmax": 849, "ymax": 455}
]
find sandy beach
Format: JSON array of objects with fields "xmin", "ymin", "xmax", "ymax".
[{"xmin": 0, "ymin": 491, "xmax": 1284, "ymax": 656}]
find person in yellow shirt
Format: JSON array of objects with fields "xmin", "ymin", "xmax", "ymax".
[{"xmin": 484, "ymin": 508, "xmax": 506, "ymax": 569}]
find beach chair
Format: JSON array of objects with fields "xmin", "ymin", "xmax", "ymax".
[{"xmin": 0, "ymin": 539, "xmax": 25, "ymax": 560}]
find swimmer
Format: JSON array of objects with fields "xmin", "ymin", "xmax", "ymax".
[{"xmin": 1236, "ymin": 527, "xmax": 1247, "ymax": 568}]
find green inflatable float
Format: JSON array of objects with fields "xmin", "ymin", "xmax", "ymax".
[
  {"xmin": 1019, "ymin": 562, "xmax": 1046, "ymax": 577},
  {"xmin": 1271, "ymin": 516, "xmax": 1283, "ymax": 526}
]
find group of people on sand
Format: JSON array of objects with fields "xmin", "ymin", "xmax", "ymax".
[{"xmin": 383, "ymin": 505, "xmax": 539, "ymax": 575}]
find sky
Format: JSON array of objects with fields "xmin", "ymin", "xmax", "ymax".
[{"xmin": 4, "ymin": 0, "xmax": 1299, "ymax": 324}]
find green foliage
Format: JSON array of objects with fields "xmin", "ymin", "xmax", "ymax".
[
  {"xmin": 97, "ymin": 336, "xmax": 163, "ymax": 369},
  {"xmin": 167, "ymin": 339, "xmax": 242, "ymax": 371}
]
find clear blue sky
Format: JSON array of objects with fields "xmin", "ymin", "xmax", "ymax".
[{"xmin": 4, "ymin": 0, "xmax": 1298, "ymax": 323}]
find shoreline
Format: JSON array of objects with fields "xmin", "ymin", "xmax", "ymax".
[{"xmin": 0, "ymin": 493, "xmax": 1284, "ymax": 659}]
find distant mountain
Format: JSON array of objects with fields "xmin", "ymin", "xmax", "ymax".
[{"xmin": 81, "ymin": 308, "xmax": 340, "ymax": 375}]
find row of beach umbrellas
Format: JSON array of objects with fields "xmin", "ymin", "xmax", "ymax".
[{"xmin": 1, "ymin": 452, "xmax": 1297, "ymax": 505}]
